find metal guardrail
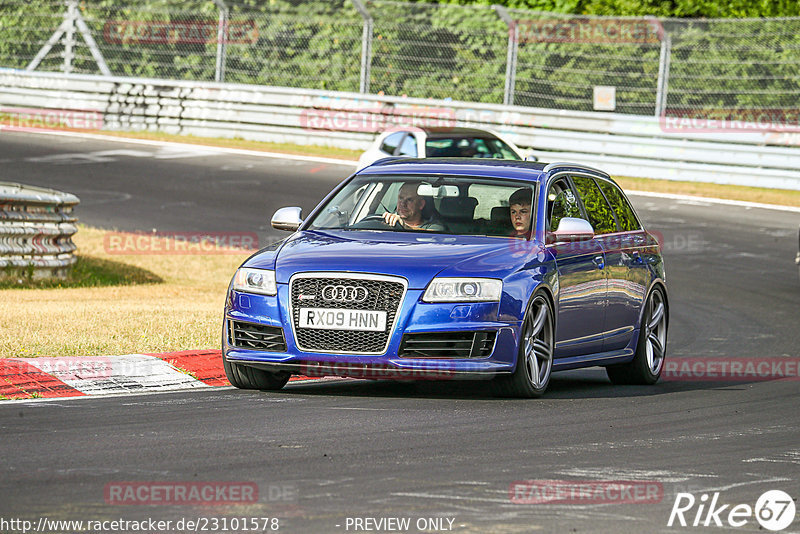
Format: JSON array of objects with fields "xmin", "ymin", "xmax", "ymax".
[
  {"xmin": 0, "ymin": 182, "xmax": 79, "ymax": 279},
  {"xmin": 1, "ymin": 70, "xmax": 799, "ymax": 190}
]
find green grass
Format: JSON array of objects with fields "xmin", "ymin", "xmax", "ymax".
[{"xmin": 97, "ymin": 130, "xmax": 362, "ymax": 161}]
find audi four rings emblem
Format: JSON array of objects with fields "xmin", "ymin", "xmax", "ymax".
[{"xmin": 321, "ymin": 285, "xmax": 369, "ymax": 302}]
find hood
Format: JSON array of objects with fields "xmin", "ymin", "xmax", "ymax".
[{"xmin": 244, "ymin": 230, "xmax": 541, "ymax": 289}]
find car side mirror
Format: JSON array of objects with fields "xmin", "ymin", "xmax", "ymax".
[
  {"xmin": 549, "ymin": 217, "xmax": 594, "ymax": 243},
  {"xmin": 271, "ymin": 206, "xmax": 303, "ymax": 232}
]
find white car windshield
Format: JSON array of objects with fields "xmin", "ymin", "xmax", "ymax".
[{"xmin": 425, "ymin": 137, "xmax": 521, "ymax": 159}]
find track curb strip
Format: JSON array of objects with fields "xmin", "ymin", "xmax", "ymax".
[{"xmin": 0, "ymin": 350, "xmax": 321, "ymax": 400}]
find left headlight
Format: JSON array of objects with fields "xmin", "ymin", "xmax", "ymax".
[
  {"xmin": 232, "ymin": 268, "xmax": 277, "ymax": 296},
  {"xmin": 422, "ymin": 277, "xmax": 502, "ymax": 303}
]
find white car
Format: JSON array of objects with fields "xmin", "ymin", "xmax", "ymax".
[{"xmin": 357, "ymin": 127, "xmax": 527, "ymax": 170}]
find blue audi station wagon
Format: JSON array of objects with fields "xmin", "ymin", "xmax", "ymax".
[{"xmin": 223, "ymin": 159, "xmax": 668, "ymax": 397}]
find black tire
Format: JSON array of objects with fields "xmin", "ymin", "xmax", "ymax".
[
  {"xmin": 492, "ymin": 293, "xmax": 554, "ymax": 398},
  {"xmin": 223, "ymin": 357, "xmax": 291, "ymax": 390},
  {"xmin": 606, "ymin": 285, "xmax": 668, "ymax": 385}
]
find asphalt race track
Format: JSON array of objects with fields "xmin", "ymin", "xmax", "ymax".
[{"xmin": 1, "ymin": 132, "xmax": 799, "ymax": 533}]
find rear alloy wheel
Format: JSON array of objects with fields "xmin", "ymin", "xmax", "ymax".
[
  {"xmin": 223, "ymin": 357, "xmax": 290, "ymax": 391},
  {"xmin": 493, "ymin": 293, "xmax": 554, "ymax": 398},
  {"xmin": 607, "ymin": 286, "xmax": 668, "ymax": 385}
]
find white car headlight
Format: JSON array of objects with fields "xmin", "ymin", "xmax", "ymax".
[
  {"xmin": 232, "ymin": 268, "xmax": 277, "ymax": 296},
  {"xmin": 422, "ymin": 278, "xmax": 502, "ymax": 303}
]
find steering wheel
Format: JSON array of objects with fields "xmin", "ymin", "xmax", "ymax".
[{"xmin": 351, "ymin": 214, "xmax": 406, "ymax": 230}]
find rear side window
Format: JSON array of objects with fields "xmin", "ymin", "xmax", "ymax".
[
  {"xmin": 596, "ymin": 180, "xmax": 641, "ymax": 232},
  {"xmin": 398, "ymin": 134, "xmax": 417, "ymax": 156},
  {"xmin": 380, "ymin": 132, "xmax": 405, "ymax": 155},
  {"xmin": 571, "ymin": 175, "xmax": 617, "ymax": 234}
]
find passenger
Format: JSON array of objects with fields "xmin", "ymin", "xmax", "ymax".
[
  {"xmin": 382, "ymin": 182, "xmax": 445, "ymax": 231},
  {"xmin": 509, "ymin": 187, "xmax": 533, "ymax": 239}
]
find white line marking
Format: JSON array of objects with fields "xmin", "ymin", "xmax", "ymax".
[
  {"xmin": 555, "ymin": 467, "xmax": 717, "ymax": 483},
  {"xmin": 392, "ymin": 491, "xmax": 510, "ymax": 504},
  {"xmin": 628, "ymin": 190, "xmax": 800, "ymax": 213},
  {"xmin": 693, "ymin": 477, "xmax": 792, "ymax": 493},
  {"xmin": 18, "ymin": 130, "xmax": 358, "ymax": 167},
  {"xmin": 326, "ymin": 407, "xmax": 400, "ymax": 411}
]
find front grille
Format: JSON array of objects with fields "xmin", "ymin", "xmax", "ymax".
[
  {"xmin": 290, "ymin": 274, "xmax": 406, "ymax": 354},
  {"xmin": 399, "ymin": 331, "xmax": 496, "ymax": 358},
  {"xmin": 228, "ymin": 320, "xmax": 286, "ymax": 352}
]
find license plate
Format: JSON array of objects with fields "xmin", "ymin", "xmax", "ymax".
[{"xmin": 298, "ymin": 308, "xmax": 387, "ymax": 332}]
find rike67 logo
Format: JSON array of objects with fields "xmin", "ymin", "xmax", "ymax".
[{"xmin": 668, "ymin": 490, "xmax": 796, "ymax": 531}]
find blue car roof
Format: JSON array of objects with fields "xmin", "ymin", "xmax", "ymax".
[{"xmin": 357, "ymin": 158, "xmax": 548, "ymax": 183}]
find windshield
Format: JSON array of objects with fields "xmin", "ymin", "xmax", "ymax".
[
  {"xmin": 306, "ymin": 175, "xmax": 535, "ymax": 238},
  {"xmin": 425, "ymin": 137, "xmax": 521, "ymax": 159}
]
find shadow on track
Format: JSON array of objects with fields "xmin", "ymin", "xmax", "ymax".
[{"xmin": 240, "ymin": 368, "xmax": 762, "ymax": 401}]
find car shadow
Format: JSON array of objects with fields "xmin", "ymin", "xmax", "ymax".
[{"xmin": 266, "ymin": 368, "xmax": 759, "ymax": 401}]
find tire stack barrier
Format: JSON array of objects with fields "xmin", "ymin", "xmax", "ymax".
[{"xmin": 0, "ymin": 182, "xmax": 79, "ymax": 279}]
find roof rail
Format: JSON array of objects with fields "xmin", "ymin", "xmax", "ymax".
[{"xmin": 543, "ymin": 161, "xmax": 610, "ymax": 176}]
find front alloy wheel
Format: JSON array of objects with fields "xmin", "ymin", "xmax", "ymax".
[{"xmin": 493, "ymin": 293, "xmax": 554, "ymax": 398}]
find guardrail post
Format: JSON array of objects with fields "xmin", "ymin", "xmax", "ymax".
[
  {"xmin": 214, "ymin": 0, "xmax": 229, "ymax": 83},
  {"xmin": 493, "ymin": 5, "xmax": 518, "ymax": 107},
  {"xmin": 351, "ymin": 0, "xmax": 373, "ymax": 94},
  {"xmin": 655, "ymin": 31, "xmax": 672, "ymax": 116},
  {"xmin": 0, "ymin": 183, "xmax": 80, "ymax": 280}
]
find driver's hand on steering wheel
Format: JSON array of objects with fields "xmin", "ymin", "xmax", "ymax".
[{"xmin": 382, "ymin": 212, "xmax": 405, "ymax": 228}]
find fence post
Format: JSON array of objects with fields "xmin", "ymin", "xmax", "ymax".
[
  {"xmin": 655, "ymin": 30, "xmax": 671, "ymax": 117},
  {"xmin": 493, "ymin": 5, "xmax": 517, "ymax": 107},
  {"xmin": 351, "ymin": 0, "xmax": 373, "ymax": 94},
  {"xmin": 214, "ymin": 0, "xmax": 229, "ymax": 83},
  {"xmin": 27, "ymin": 0, "xmax": 111, "ymax": 75},
  {"xmin": 62, "ymin": 0, "xmax": 78, "ymax": 74}
]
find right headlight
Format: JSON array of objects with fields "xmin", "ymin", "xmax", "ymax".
[
  {"xmin": 422, "ymin": 277, "xmax": 502, "ymax": 303},
  {"xmin": 232, "ymin": 268, "xmax": 277, "ymax": 296}
]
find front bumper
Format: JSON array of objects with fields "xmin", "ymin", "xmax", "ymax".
[{"xmin": 224, "ymin": 286, "xmax": 520, "ymax": 380}]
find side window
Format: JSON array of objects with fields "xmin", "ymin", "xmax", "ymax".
[
  {"xmin": 398, "ymin": 133, "xmax": 417, "ymax": 156},
  {"xmin": 596, "ymin": 180, "xmax": 641, "ymax": 232},
  {"xmin": 488, "ymin": 138, "xmax": 521, "ymax": 160},
  {"xmin": 571, "ymin": 175, "xmax": 617, "ymax": 234},
  {"xmin": 380, "ymin": 132, "xmax": 405, "ymax": 155},
  {"xmin": 547, "ymin": 179, "xmax": 581, "ymax": 231}
]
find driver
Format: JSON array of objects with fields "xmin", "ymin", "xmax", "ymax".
[{"xmin": 382, "ymin": 182, "xmax": 445, "ymax": 231}]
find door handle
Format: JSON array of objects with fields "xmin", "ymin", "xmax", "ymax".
[{"xmin": 593, "ymin": 255, "xmax": 605, "ymax": 270}]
